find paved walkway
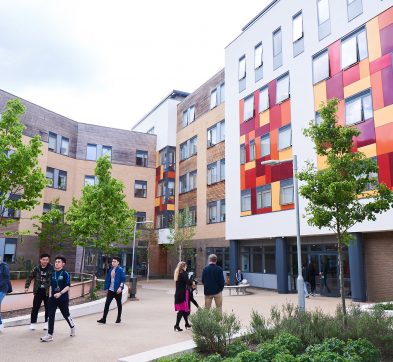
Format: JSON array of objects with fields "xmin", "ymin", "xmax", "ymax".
[{"xmin": 0, "ymin": 280, "xmax": 356, "ymax": 362}]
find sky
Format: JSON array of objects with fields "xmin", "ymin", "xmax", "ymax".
[{"xmin": 0, "ymin": 0, "xmax": 270, "ymax": 130}]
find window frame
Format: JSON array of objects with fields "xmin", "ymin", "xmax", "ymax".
[
  {"xmin": 312, "ymin": 49, "xmax": 330, "ymax": 84},
  {"xmin": 278, "ymin": 125, "xmax": 292, "ymax": 150},
  {"xmin": 241, "ymin": 190, "xmax": 251, "ymax": 212},
  {"xmin": 243, "ymin": 94, "xmax": 254, "ymax": 122},
  {"xmin": 345, "ymin": 89, "xmax": 373, "ymax": 126},
  {"xmin": 134, "ymin": 180, "xmax": 147, "ymax": 198},
  {"xmin": 280, "ymin": 179, "xmax": 294, "ymax": 205},
  {"xmin": 276, "ymin": 73, "xmax": 290, "ymax": 104},
  {"xmin": 341, "ymin": 27, "xmax": 368, "ymax": 70},
  {"xmin": 260, "ymin": 134, "xmax": 271, "ymax": 157}
]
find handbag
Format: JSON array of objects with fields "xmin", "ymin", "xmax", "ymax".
[{"xmin": 7, "ymin": 280, "xmax": 13, "ymax": 294}]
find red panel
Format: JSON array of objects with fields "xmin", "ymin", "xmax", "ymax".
[
  {"xmin": 167, "ymin": 171, "xmax": 175, "ymax": 179},
  {"xmin": 269, "ymin": 105, "xmax": 282, "ymax": 130},
  {"xmin": 369, "ymin": 53, "xmax": 392, "ymax": 74},
  {"xmin": 343, "ymin": 64, "xmax": 360, "ymax": 87},
  {"xmin": 376, "ymin": 123, "xmax": 393, "ymax": 155},
  {"xmin": 254, "ymin": 89, "xmax": 259, "ymax": 119},
  {"xmin": 265, "ymin": 165, "xmax": 272, "ymax": 184},
  {"xmin": 256, "ymin": 160, "xmax": 266, "ymax": 177},
  {"xmin": 256, "ymin": 207, "xmax": 273, "ymax": 214},
  {"xmin": 281, "ymin": 204, "xmax": 294, "ymax": 211},
  {"xmin": 270, "ymin": 161, "xmax": 293, "ymax": 182},
  {"xmin": 329, "ymin": 40, "xmax": 341, "ymax": 77},
  {"xmin": 255, "ymin": 123, "xmax": 270, "ymax": 138},
  {"xmin": 281, "ymin": 99, "xmax": 291, "ymax": 126},
  {"xmin": 326, "ymin": 72, "xmax": 344, "ymax": 101},
  {"xmin": 382, "ymin": 65, "xmax": 393, "ymax": 107},
  {"xmin": 240, "ymin": 118, "xmax": 256, "ymax": 136},
  {"xmin": 354, "ymin": 118, "xmax": 376, "ymax": 148},
  {"xmin": 377, "ymin": 153, "xmax": 392, "ymax": 188},
  {"xmin": 245, "ymin": 168, "xmax": 256, "ymax": 189},
  {"xmin": 269, "ymin": 79, "xmax": 277, "ymax": 108},
  {"xmin": 380, "ymin": 23, "xmax": 393, "ymax": 56}
]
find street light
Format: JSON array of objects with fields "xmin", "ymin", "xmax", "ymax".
[
  {"xmin": 261, "ymin": 154, "xmax": 305, "ymax": 311},
  {"xmin": 130, "ymin": 220, "xmax": 153, "ymax": 298}
]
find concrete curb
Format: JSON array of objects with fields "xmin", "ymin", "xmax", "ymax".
[{"xmin": 3, "ymin": 285, "xmax": 129, "ymax": 328}]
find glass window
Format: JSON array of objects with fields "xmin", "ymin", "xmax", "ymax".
[
  {"xmin": 345, "ymin": 90, "xmax": 373, "ymax": 125},
  {"xmin": 136, "ymin": 212, "xmax": 147, "ymax": 228},
  {"xmin": 189, "ymin": 207, "xmax": 197, "ymax": 226},
  {"xmin": 251, "ymin": 247, "xmax": 263, "ymax": 273},
  {"xmin": 58, "ymin": 171, "xmax": 67, "ymax": 190},
  {"xmin": 210, "ymin": 89, "xmax": 217, "ymax": 109},
  {"xmin": 264, "ymin": 247, "xmax": 276, "ymax": 273},
  {"xmin": 4, "ymin": 239, "xmax": 17, "ymax": 263},
  {"xmin": 48, "ymin": 132, "xmax": 57, "ymax": 151},
  {"xmin": 86, "ymin": 144, "xmax": 97, "ymax": 161},
  {"xmin": 180, "ymin": 142, "xmax": 188, "ymax": 161},
  {"xmin": 189, "ymin": 171, "xmax": 197, "ymax": 191},
  {"xmin": 260, "ymin": 134, "xmax": 270, "ymax": 157},
  {"xmin": 220, "ymin": 200, "xmax": 225, "ymax": 221},
  {"xmin": 259, "ymin": 87, "xmax": 269, "ymax": 113},
  {"xmin": 220, "ymin": 159, "xmax": 225, "ymax": 181},
  {"xmin": 189, "ymin": 136, "xmax": 197, "ymax": 156},
  {"xmin": 278, "ymin": 126, "xmax": 292, "ymax": 150},
  {"xmin": 179, "ymin": 175, "xmax": 187, "ymax": 193},
  {"xmin": 182, "ymin": 111, "xmax": 188, "ymax": 128},
  {"xmin": 273, "ymin": 28, "xmax": 282, "ymax": 57},
  {"xmin": 167, "ymin": 180, "xmax": 175, "ymax": 196},
  {"xmin": 254, "ymin": 43, "xmax": 263, "ymax": 69},
  {"xmin": 207, "ymin": 162, "xmax": 218, "ymax": 185},
  {"xmin": 207, "ymin": 125, "xmax": 217, "ymax": 147},
  {"xmin": 60, "ymin": 137, "xmax": 69, "ymax": 156},
  {"xmin": 257, "ymin": 186, "xmax": 272, "ymax": 209},
  {"xmin": 276, "ymin": 74, "xmax": 290, "ymax": 104},
  {"xmin": 220, "ymin": 120, "xmax": 225, "ymax": 141},
  {"xmin": 136, "ymin": 150, "xmax": 148, "ymax": 167},
  {"xmin": 249, "ymin": 140, "xmax": 256, "ymax": 161},
  {"xmin": 240, "ymin": 144, "xmax": 246, "ymax": 164},
  {"xmin": 46, "ymin": 168, "xmax": 54, "ymax": 187},
  {"xmin": 318, "ymin": 0, "xmax": 330, "ymax": 24},
  {"xmin": 84, "ymin": 176, "xmax": 96, "ymax": 186},
  {"xmin": 280, "ymin": 179, "xmax": 294, "ymax": 205},
  {"xmin": 207, "ymin": 202, "xmax": 218, "ymax": 223},
  {"xmin": 238, "ymin": 56, "xmax": 246, "ymax": 80},
  {"xmin": 241, "ymin": 190, "xmax": 251, "ymax": 212},
  {"xmin": 241, "ymin": 247, "xmax": 250, "ymax": 272},
  {"xmin": 134, "ymin": 180, "xmax": 147, "ymax": 198},
  {"xmin": 315, "ymin": 112, "xmax": 322, "ymax": 125},
  {"xmin": 102, "ymin": 146, "xmax": 112, "ymax": 161},
  {"xmin": 341, "ymin": 28, "xmax": 368, "ymax": 69},
  {"xmin": 220, "ymin": 83, "xmax": 225, "ymax": 103},
  {"xmin": 244, "ymin": 95, "xmax": 254, "ymax": 121},
  {"xmin": 313, "ymin": 50, "xmax": 329, "ymax": 84},
  {"xmin": 293, "ymin": 12, "xmax": 303, "ymax": 42},
  {"xmin": 189, "ymin": 106, "xmax": 195, "ymax": 124}
]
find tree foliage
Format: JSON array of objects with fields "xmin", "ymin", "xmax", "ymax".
[
  {"xmin": 143, "ymin": 222, "xmax": 158, "ymax": 281},
  {"xmin": 297, "ymin": 98, "xmax": 393, "ymax": 320},
  {"xmin": 0, "ymin": 99, "xmax": 47, "ymax": 227}
]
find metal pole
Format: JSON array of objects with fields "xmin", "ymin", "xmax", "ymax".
[
  {"xmin": 131, "ymin": 221, "xmax": 137, "ymax": 279},
  {"xmin": 293, "ymin": 154, "xmax": 305, "ymax": 311}
]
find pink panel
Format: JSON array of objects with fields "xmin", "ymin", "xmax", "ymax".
[
  {"xmin": 255, "ymin": 160, "xmax": 266, "ymax": 177},
  {"xmin": 255, "ymin": 123, "xmax": 270, "ymax": 138},
  {"xmin": 269, "ymin": 79, "xmax": 277, "ymax": 108},
  {"xmin": 326, "ymin": 72, "xmax": 344, "ymax": 101},
  {"xmin": 269, "ymin": 105, "xmax": 282, "ymax": 130},
  {"xmin": 343, "ymin": 64, "xmax": 360, "ymax": 87},
  {"xmin": 240, "ymin": 118, "xmax": 256, "ymax": 136},
  {"xmin": 377, "ymin": 153, "xmax": 393, "ymax": 188},
  {"xmin": 329, "ymin": 41, "xmax": 341, "ymax": 76},
  {"xmin": 380, "ymin": 23, "xmax": 393, "ymax": 56},
  {"xmin": 270, "ymin": 161, "xmax": 293, "ymax": 182},
  {"xmin": 254, "ymin": 89, "xmax": 259, "ymax": 119},
  {"xmin": 369, "ymin": 53, "xmax": 392, "ymax": 74},
  {"xmin": 354, "ymin": 118, "xmax": 376, "ymax": 148},
  {"xmin": 382, "ymin": 65, "xmax": 393, "ymax": 107}
]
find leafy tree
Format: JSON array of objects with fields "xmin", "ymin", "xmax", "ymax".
[
  {"xmin": 33, "ymin": 199, "xmax": 71, "ymax": 255},
  {"xmin": 167, "ymin": 207, "xmax": 196, "ymax": 262},
  {"xmin": 297, "ymin": 98, "xmax": 393, "ymax": 323},
  {"xmin": 0, "ymin": 99, "xmax": 47, "ymax": 228},
  {"xmin": 66, "ymin": 156, "xmax": 136, "ymax": 292}
]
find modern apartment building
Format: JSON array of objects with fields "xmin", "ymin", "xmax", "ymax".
[{"xmin": 225, "ymin": 0, "xmax": 393, "ymax": 301}]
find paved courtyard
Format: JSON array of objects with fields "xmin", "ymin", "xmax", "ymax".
[{"xmin": 0, "ymin": 280, "xmax": 355, "ymax": 362}]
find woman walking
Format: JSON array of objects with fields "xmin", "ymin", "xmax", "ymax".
[
  {"xmin": 0, "ymin": 256, "xmax": 11, "ymax": 331},
  {"xmin": 174, "ymin": 261, "xmax": 192, "ymax": 331}
]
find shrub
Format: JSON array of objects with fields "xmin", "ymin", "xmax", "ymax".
[
  {"xmin": 298, "ymin": 351, "xmax": 346, "ymax": 362},
  {"xmin": 273, "ymin": 353, "xmax": 298, "ymax": 362},
  {"xmin": 305, "ymin": 338, "xmax": 346, "ymax": 356},
  {"xmin": 257, "ymin": 341, "xmax": 290, "ymax": 361},
  {"xmin": 273, "ymin": 332, "xmax": 303, "ymax": 355},
  {"xmin": 343, "ymin": 339, "xmax": 381, "ymax": 362},
  {"xmin": 190, "ymin": 308, "xmax": 241, "ymax": 356},
  {"xmin": 231, "ymin": 350, "xmax": 264, "ymax": 362},
  {"xmin": 247, "ymin": 310, "xmax": 275, "ymax": 344},
  {"xmin": 158, "ymin": 353, "xmax": 200, "ymax": 362},
  {"xmin": 225, "ymin": 340, "xmax": 248, "ymax": 357},
  {"xmin": 203, "ymin": 354, "xmax": 223, "ymax": 362}
]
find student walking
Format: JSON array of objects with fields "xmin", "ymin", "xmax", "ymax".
[
  {"xmin": 202, "ymin": 254, "xmax": 225, "ymax": 312},
  {"xmin": 173, "ymin": 261, "xmax": 193, "ymax": 331},
  {"xmin": 41, "ymin": 255, "xmax": 75, "ymax": 342},
  {"xmin": 97, "ymin": 256, "xmax": 125, "ymax": 324},
  {"xmin": 0, "ymin": 256, "xmax": 11, "ymax": 332},
  {"xmin": 25, "ymin": 253, "xmax": 53, "ymax": 330}
]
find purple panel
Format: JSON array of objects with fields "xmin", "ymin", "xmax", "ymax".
[
  {"xmin": 269, "ymin": 79, "xmax": 277, "ymax": 108},
  {"xmin": 380, "ymin": 24, "xmax": 393, "ymax": 56},
  {"xmin": 255, "ymin": 123, "xmax": 270, "ymax": 137},
  {"xmin": 369, "ymin": 53, "xmax": 392, "ymax": 74},
  {"xmin": 354, "ymin": 118, "xmax": 376, "ymax": 148},
  {"xmin": 326, "ymin": 72, "xmax": 344, "ymax": 101},
  {"xmin": 382, "ymin": 65, "xmax": 393, "ymax": 107},
  {"xmin": 255, "ymin": 159, "xmax": 266, "ymax": 177},
  {"xmin": 270, "ymin": 161, "xmax": 293, "ymax": 182},
  {"xmin": 240, "ymin": 119, "xmax": 256, "ymax": 136}
]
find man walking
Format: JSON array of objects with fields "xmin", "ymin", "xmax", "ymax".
[
  {"xmin": 0, "ymin": 256, "xmax": 11, "ymax": 331},
  {"xmin": 202, "ymin": 254, "xmax": 225, "ymax": 312},
  {"xmin": 25, "ymin": 253, "xmax": 53, "ymax": 330},
  {"xmin": 97, "ymin": 256, "xmax": 125, "ymax": 324},
  {"xmin": 41, "ymin": 255, "xmax": 75, "ymax": 342}
]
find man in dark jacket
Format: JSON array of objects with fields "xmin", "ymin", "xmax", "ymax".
[
  {"xmin": 0, "ymin": 257, "xmax": 11, "ymax": 331},
  {"xmin": 25, "ymin": 253, "xmax": 53, "ymax": 330},
  {"xmin": 202, "ymin": 254, "xmax": 225, "ymax": 312}
]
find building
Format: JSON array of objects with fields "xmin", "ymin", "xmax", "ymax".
[{"xmin": 225, "ymin": 0, "xmax": 393, "ymax": 301}]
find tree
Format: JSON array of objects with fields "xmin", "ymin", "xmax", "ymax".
[
  {"xmin": 0, "ymin": 99, "xmax": 47, "ymax": 228},
  {"xmin": 143, "ymin": 223, "xmax": 158, "ymax": 282},
  {"xmin": 297, "ymin": 98, "xmax": 393, "ymax": 324},
  {"xmin": 66, "ymin": 156, "xmax": 136, "ymax": 292},
  {"xmin": 167, "ymin": 208, "xmax": 196, "ymax": 262},
  {"xmin": 33, "ymin": 199, "xmax": 71, "ymax": 255}
]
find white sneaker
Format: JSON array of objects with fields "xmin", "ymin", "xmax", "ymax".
[
  {"xmin": 29, "ymin": 323, "xmax": 37, "ymax": 330},
  {"xmin": 70, "ymin": 326, "xmax": 76, "ymax": 337},
  {"xmin": 0, "ymin": 323, "xmax": 4, "ymax": 331},
  {"xmin": 40, "ymin": 334, "xmax": 53, "ymax": 342},
  {"xmin": 43, "ymin": 322, "xmax": 48, "ymax": 330}
]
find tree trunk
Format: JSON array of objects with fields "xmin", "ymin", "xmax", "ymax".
[
  {"xmin": 147, "ymin": 243, "xmax": 150, "ymax": 282},
  {"xmin": 337, "ymin": 236, "xmax": 347, "ymax": 328}
]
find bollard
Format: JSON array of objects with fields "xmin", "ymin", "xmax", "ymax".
[{"xmin": 130, "ymin": 276, "xmax": 138, "ymax": 298}]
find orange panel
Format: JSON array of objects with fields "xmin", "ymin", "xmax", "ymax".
[
  {"xmin": 280, "ymin": 203, "xmax": 294, "ymax": 211},
  {"xmin": 241, "ymin": 211, "xmax": 252, "ymax": 217},
  {"xmin": 271, "ymin": 181, "xmax": 281, "ymax": 212},
  {"xmin": 270, "ymin": 129, "xmax": 279, "ymax": 160},
  {"xmin": 245, "ymin": 160, "xmax": 256, "ymax": 171},
  {"xmin": 379, "ymin": 6, "xmax": 393, "ymax": 29},
  {"xmin": 240, "ymin": 134, "xmax": 246, "ymax": 144},
  {"xmin": 249, "ymin": 130, "xmax": 255, "ymax": 141},
  {"xmin": 370, "ymin": 71, "xmax": 385, "ymax": 111},
  {"xmin": 366, "ymin": 17, "xmax": 382, "ymax": 61},
  {"xmin": 255, "ymin": 136, "xmax": 261, "ymax": 159},
  {"xmin": 281, "ymin": 99, "xmax": 291, "ymax": 126},
  {"xmin": 260, "ymin": 110, "xmax": 270, "ymax": 127},
  {"xmin": 359, "ymin": 59, "xmax": 370, "ymax": 79},
  {"xmin": 167, "ymin": 171, "xmax": 175, "ymax": 179},
  {"xmin": 358, "ymin": 143, "xmax": 377, "ymax": 158},
  {"xmin": 256, "ymin": 175, "xmax": 266, "ymax": 187},
  {"xmin": 239, "ymin": 99, "xmax": 244, "ymax": 124},
  {"xmin": 240, "ymin": 165, "xmax": 245, "ymax": 190},
  {"xmin": 314, "ymin": 81, "xmax": 327, "ymax": 110},
  {"xmin": 343, "ymin": 76, "xmax": 371, "ymax": 98},
  {"xmin": 337, "ymin": 100, "xmax": 345, "ymax": 126},
  {"xmin": 374, "ymin": 104, "xmax": 393, "ymax": 128},
  {"xmin": 376, "ymin": 123, "xmax": 393, "ymax": 155}
]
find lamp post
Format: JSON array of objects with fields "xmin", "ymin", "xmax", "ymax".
[
  {"xmin": 130, "ymin": 220, "xmax": 153, "ymax": 298},
  {"xmin": 261, "ymin": 154, "xmax": 305, "ymax": 311}
]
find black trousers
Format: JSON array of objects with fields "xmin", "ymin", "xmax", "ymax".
[
  {"xmin": 102, "ymin": 290, "xmax": 122, "ymax": 321},
  {"xmin": 48, "ymin": 297, "xmax": 74, "ymax": 335},
  {"xmin": 31, "ymin": 288, "xmax": 49, "ymax": 323}
]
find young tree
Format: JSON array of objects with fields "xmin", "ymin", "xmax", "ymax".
[
  {"xmin": 143, "ymin": 223, "xmax": 158, "ymax": 282},
  {"xmin": 66, "ymin": 156, "xmax": 136, "ymax": 292},
  {"xmin": 0, "ymin": 99, "xmax": 47, "ymax": 227},
  {"xmin": 167, "ymin": 208, "xmax": 196, "ymax": 262},
  {"xmin": 297, "ymin": 98, "xmax": 393, "ymax": 323}
]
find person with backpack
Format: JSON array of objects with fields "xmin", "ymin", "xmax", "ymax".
[{"xmin": 0, "ymin": 256, "xmax": 12, "ymax": 331}]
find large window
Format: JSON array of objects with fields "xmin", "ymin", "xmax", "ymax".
[
  {"xmin": 136, "ymin": 150, "xmax": 148, "ymax": 167},
  {"xmin": 86, "ymin": 144, "xmax": 97, "ymax": 161},
  {"xmin": 46, "ymin": 167, "xmax": 67, "ymax": 190},
  {"xmin": 249, "ymin": 140, "xmax": 256, "ymax": 161},
  {"xmin": 259, "ymin": 86, "xmax": 269, "ymax": 113},
  {"xmin": 207, "ymin": 159, "xmax": 225, "ymax": 185},
  {"xmin": 134, "ymin": 180, "xmax": 147, "ymax": 198},
  {"xmin": 278, "ymin": 125, "xmax": 292, "ymax": 150},
  {"xmin": 276, "ymin": 73, "xmax": 290, "ymax": 104},
  {"xmin": 317, "ymin": 0, "xmax": 331, "ymax": 40},
  {"xmin": 293, "ymin": 12, "xmax": 304, "ymax": 56},
  {"xmin": 182, "ymin": 106, "xmax": 195, "ymax": 127},
  {"xmin": 240, "ymin": 144, "xmax": 246, "ymax": 164},
  {"xmin": 260, "ymin": 134, "xmax": 270, "ymax": 157},
  {"xmin": 180, "ymin": 136, "xmax": 198, "ymax": 161},
  {"xmin": 241, "ymin": 190, "xmax": 251, "ymax": 212},
  {"xmin": 86, "ymin": 143, "xmax": 112, "ymax": 161},
  {"xmin": 0, "ymin": 194, "xmax": 21, "ymax": 219},
  {"xmin": 257, "ymin": 185, "xmax": 272, "ymax": 209},
  {"xmin": 43, "ymin": 203, "xmax": 65, "ymax": 215},
  {"xmin": 102, "ymin": 146, "xmax": 112, "ymax": 161},
  {"xmin": 84, "ymin": 175, "xmax": 96, "ymax": 186},
  {"xmin": 136, "ymin": 212, "xmax": 147, "ymax": 228},
  {"xmin": 280, "ymin": 179, "xmax": 294, "ymax": 205},
  {"xmin": 345, "ymin": 90, "xmax": 373, "ymax": 125},
  {"xmin": 313, "ymin": 50, "xmax": 329, "ymax": 84},
  {"xmin": 210, "ymin": 83, "xmax": 225, "ymax": 109},
  {"xmin": 207, "ymin": 120, "xmax": 225, "ymax": 147},
  {"xmin": 207, "ymin": 199, "xmax": 225, "ymax": 224},
  {"xmin": 273, "ymin": 28, "xmax": 283, "ymax": 70},
  {"xmin": 341, "ymin": 27, "xmax": 368, "ymax": 70},
  {"xmin": 179, "ymin": 171, "xmax": 197, "ymax": 193},
  {"xmin": 244, "ymin": 95, "xmax": 254, "ymax": 121},
  {"xmin": 240, "ymin": 246, "xmax": 276, "ymax": 273},
  {"xmin": 48, "ymin": 132, "xmax": 69, "ymax": 156}
]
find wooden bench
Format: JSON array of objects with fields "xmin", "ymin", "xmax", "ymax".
[{"xmin": 224, "ymin": 284, "xmax": 250, "ymax": 295}]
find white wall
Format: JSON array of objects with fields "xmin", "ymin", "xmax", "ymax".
[{"xmin": 225, "ymin": 0, "xmax": 393, "ymax": 241}]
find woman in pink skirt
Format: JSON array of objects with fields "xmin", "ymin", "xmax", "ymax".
[{"xmin": 174, "ymin": 261, "xmax": 192, "ymax": 331}]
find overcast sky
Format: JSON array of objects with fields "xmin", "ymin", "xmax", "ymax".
[{"xmin": 0, "ymin": 0, "xmax": 270, "ymax": 130}]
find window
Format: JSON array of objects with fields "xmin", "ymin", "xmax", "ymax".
[
  {"xmin": 189, "ymin": 136, "xmax": 197, "ymax": 156},
  {"xmin": 180, "ymin": 136, "xmax": 197, "ymax": 160},
  {"xmin": 280, "ymin": 179, "xmax": 294, "ymax": 205},
  {"xmin": 86, "ymin": 144, "xmax": 97, "ymax": 161},
  {"xmin": 257, "ymin": 185, "xmax": 272, "ymax": 209},
  {"xmin": 365, "ymin": 157, "xmax": 378, "ymax": 191},
  {"xmin": 134, "ymin": 180, "xmax": 147, "ymax": 198},
  {"xmin": 189, "ymin": 171, "xmax": 197, "ymax": 191},
  {"xmin": 180, "ymin": 142, "xmax": 188, "ymax": 161},
  {"xmin": 147, "ymin": 127, "xmax": 155, "ymax": 135},
  {"xmin": 167, "ymin": 180, "xmax": 175, "ymax": 196},
  {"xmin": 46, "ymin": 167, "xmax": 67, "ymax": 190},
  {"xmin": 84, "ymin": 175, "xmax": 96, "ymax": 186},
  {"xmin": 182, "ymin": 106, "xmax": 196, "ymax": 127},
  {"xmin": 136, "ymin": 212, "xmax": 146, "ymax": 228},
  {"xmin": 240, "ymin": 144, "xmax": 246, "ymax": 164},
  {"xmin": 241, "ymin": 190, "xmax": 251, "ymax": 212},
  {"xmin": 207, "ymin": 200, "xmax": 225, "ymax": 224},
  {"xmin": 1, "ymin": 194, "xmax": 21, "ymax": 219},
  {"xmin": 48, "ymin": 132, "xmax": 56, "ymax": 151},
  {"xmin": 345, "ymin": 90, "xmax": 373, "ymax": 125},
  {"xmin": 220, "ymin": 159, "xmax": 225, "ymax": 181},
  {"xmin": 207, "ymin": 159, "xmax": 225, "ymax": 185},
  {"xmin": 188, "ymin": 207, "xmax": 197, "ymax": 226},
  {"xmin": 279, "ymin": 125, "xmax": 292, "ymax": 150},
  {"xmin": 136, "ymin": 150, "xmax": 148, "ymax": 167},
  {"xmin": 210, "ymin": 89, "xmax": 217, "ymax": 109},
  {"xmin": 315, "ymin": 112, "xmax": 322, "ymax": 125},
  {"xmin": 341, "ymin": 27, "xmax": 368, "ymax": 69},
  {"xmin": 48, "ymin": 132, "xmax": 69, "ymax": 156},
  {"xmin": 179, "ymin": 175, "xmax": 188, "ymax": 193},
  {"xmin": 293, "ymin": 12, "xmax": 304, "ymax": 56},
  {"xmin": 238, "ymin": 56, "xmax": 246, "ymax": 80},
  {"xmin": 276, "ymin": 73, "xmax": 290, "ymax": 104},
  {"xmin": 220, "ymin": 83, "xmax": 225, "ymax": 102},
  {"xmin": 220, "ymin": 200, "xmax": 225, "ymax": 222},
  {"xmin": 313, "ymin": 50, "xmax": 329, "ymax": 84},
  {"xmin": 102, "ymin": 146, "xmax": 112, "ymax": 161},
  {"xmin": 60, "ymin": 137, "xmax": 69, "ymax": 155},
  {"xmin": 254, "ymin": 43, "xmax": 263, "ymax": 69},
  {"xmin": 251, "ymin": 247, "xmax": 263, "ymax": 273},
  {"xmin": 210, "ymin": 83, "xmax": 225, "ymax": 109},
  {"xmin": 250, "ymin": 140, "xmax": 256, "ymax": 161},
  {"xmin": 58, "ymin": 171, "xmax": 67, "ymax": 190},
  {"xmin": 317, "ymin": 0, "xmax": 331, "ymax": 40},
  {"xmin": 46, "ymin": 167, "xmax": 54, "ymax": 187},
  {"xmin": 347, "ymin": 0, "xmax": 363, "ymax": 21},
  {"xmin": 207, "ymin": 120, "xmax": 225, "ymax": 147},
  {"xmin": 3, "ymin": 238, "xmax": 17, "ymax": 263},
  {"xmin": 180, "ymin": 171, "xmax": 197, "ymax": 193},
  {"xmin": 244, "ymin": 95, "xmax": 254, "ymax": 121},
  {"xmin": 273, "ymin": 28, "xmax": 283, "ymax": 70},
  {"xmin": 259, "ymin": 86, "xmax": 269, "ymax": 113},
  {"xmin": 260, "ymin": 134, "xmax": 270, "ymax": 157}
]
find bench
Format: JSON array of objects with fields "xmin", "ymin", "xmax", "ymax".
[{"xmin": 224, "ymin": 284, "xmax": 250, "ymax": 296}]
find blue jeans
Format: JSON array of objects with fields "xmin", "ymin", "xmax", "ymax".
[{"xmin": 0, "ymin": 291, "xmax": 6, "ymax": 324}]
